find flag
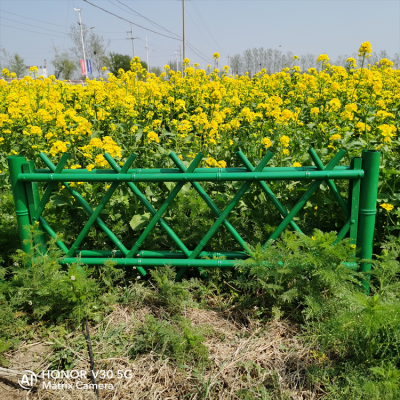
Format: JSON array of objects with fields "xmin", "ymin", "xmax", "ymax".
[
  {"xmin": 86, "ymin": 60, "xmax": 92, "ymax": 75},
  {"xmin": 80, "ymin": 59, "xmax": 86, "ymax": 75}
]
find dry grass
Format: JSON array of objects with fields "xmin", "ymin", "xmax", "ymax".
[{"xmin": 0, "ymin": 305, "xmax": 321, "ymax": 400}]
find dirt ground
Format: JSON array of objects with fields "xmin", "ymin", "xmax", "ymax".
[{"xmin": 0, "ymin": 307, "xmax": 318, "ymax": 400}]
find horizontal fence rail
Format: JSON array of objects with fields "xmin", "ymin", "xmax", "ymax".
[
  {"xmin": 18, "ymin": 170, "xmax": 364, "ymax": 183},
  {"xmin": 8, "ymin": 148, "xmax": 381, "ymax": 281}
]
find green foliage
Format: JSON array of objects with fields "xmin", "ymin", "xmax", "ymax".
[
  {"xmin": 232, "ymin": 229, "xmax": 361, "ymax": 319},
  {"xmin": 0, "ymin": 225, "xmax": 127, "ymax": 348},
  {"xmin": 233, "ymin": 232, "xmax": 400, "ymax": 399},
  {"xmin": 8, "ymin": 53, "xmax": 26, "ymax": 77},
  {"xmin": 2, "ymin": 228, "xmax": 99, "ymax": 324},
  {"xmin": 149, "ymin": 66, "xmax": 162, "ymax": 76},
  {"xmin": 311, "ymin": 362, "xmax": 400, "ymax": 400},
  {"xmin": 52, "ymin": 47, "xmax": 77, "ymax": 80},
  {"xmin": 150, "ymin": 265, "xmax": 200, "ymax": 313},
  {"xmin": 305, "ymin": 236, "xmax": 400, "ymax": 365},
  {"xmin": 116, "ymin": 280, "xmax": 153, "ymax": 308},
  {"xmin": 106, "ymin": 53, "xmax": 147, "ymax": 76},
  {"xmin": 132, "ymin": 314, "xmax": 209, "ymax": 366},
  {"xmin": 0, "ymin": 192, "xmax": 19, "ymax": 267}
]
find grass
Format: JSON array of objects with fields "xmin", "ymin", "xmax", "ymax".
[{"xmin": 0, "ymin": 193, "xmax": 400, "ymax": 398}]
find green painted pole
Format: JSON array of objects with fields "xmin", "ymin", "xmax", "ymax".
[
  {"xmin": 60, "ymin": 257, "xmax": 237, "ymax": 268},
  {"xmin": 22, "ymin": 161, "xmax": 47, "ymax": 255},
  {"xmin": 36, "ymin": 166, "xmax": 351, "ymax": 175},
  {"xmin": 8, "ymin": 156, "xmax": 31, "ymax": 255},
  {"xmin": 76, "ymin": 249, "xmax": 248, "ymax": 259},
  {"xmin": 188, "ymin": 150, "xmax": 273, "ymax": 258},
  {"xmin": 18, "ymin": 170, "xmax": 363, "ymax": 183},
  {"xmin": 59, "ymin": 257, "xmax": 358, "ymax": 269},
  {"xmin": 348, "ymin": 158, "xmax": 362, "ymax": 248},
  {"xmin": 356, "ymin": 150, "xmax": 380, "ymax": 289}
]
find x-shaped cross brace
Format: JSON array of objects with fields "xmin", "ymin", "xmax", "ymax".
[{"xmin": 175, "ymin": 150, "xmax": 274, "ymax": 280}]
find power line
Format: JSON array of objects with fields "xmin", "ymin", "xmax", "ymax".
[
  {"xmin": 113, "ymin": 0, "xmax": 181, "ymax": 39},
  {"xmin": 185, "ymin": 6, "xmax": 215, "ymax": 52},
  {"xmin": 111, "ymin": 0, "xmax": 213, "ymax": 63},
  {"xmin": 62, "ymin": 1, "xmax": 71, "ymax": 48},
  {"xmin": 191, "ymin": 0, "xmax": 224, "ymax": 54},
  {"xmin": 0, "ymin": 23, "xmax": 67, "ymax": 39},
  {"xmin": 0, "ymin": 9, "xmax": 68, "ymax": 28},
  {"xmin": 112, "ymin": 0, "xmax": 177, "ymax": 36},
  {"xmin": 0, "ymin": 16, "xmax": 67, "ymax": 35},
  {"xmin": 83, "ymin": 0, "xmax": 181, "ymax": 40},
  {"xmin": 113, "ymin": 0, "xmax": 214, "ymax": 63},
  {"xmin": 83, "ymin": 0, "xmax": 212, "ymax": 63},
  {"xmin": 93, "ymin": 30, "xmax": 127, "ymax": 33}
]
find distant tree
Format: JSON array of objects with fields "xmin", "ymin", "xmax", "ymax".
[
  {"xmin": 167, "ymin": 59, "xmax": 181, "ymax": 73},
  {"xmin": 230, "ymin": 54, "xmax": 242, "ymax": 75},
  {"xmin": 282, "ymin": 51, "xmax": 295, "ymax": 70},
  {"xmin": 105, "ymin": 53, "xmax": 148, "ymax": 76},
  {"xmin": 86, "ymin": 32, "xmax": 110, "ymax": 77},
  {"xmin": 68, "ymin": 24, "xmax": 110, "ymax": 78},
  {"xmin": 68, "ymin": 23, "xmax": 91, "ymax": 60},
  {"xmin": 106, "ymin": 53, "xmax": 131, "ymax": 75},
  {"xmin": 51, "ymin": 46, "xmax": 77, "ymax": 80},
  {"xmin": 140, "ymin": 60, "xmax": 148, "ymax": 71},
  {"xmin": 0, "ymin": 47, "xmax": 11, "ymax": 71},
  {"xmin": 272, "ymin": 49, "xmax": 283, "ymax": 73},
  {"xmin": 149, "ymin": 66, "xmax": 162, "ymax": 76},
  {"xmin": 252, "ymin": 47, "xmax": 260, "ymax": 74},
  {"xmin": 243, "ymin": 49, "xmax": 253, "ymax": 77},
  {"xmin": 393, "ymin": 53, "xmax": 400, "ymax": 69},
  {"xmin": 8, "ymin": 54, "xmax": 26, "ymax": 77},
  {"xmin": 371, "ymin": 50, "xmax": 389, "ymax": 67}
]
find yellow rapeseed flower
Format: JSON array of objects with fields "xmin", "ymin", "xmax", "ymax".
[
  {"xmin": 358, "ymin": 41, "xmax": 372, "ymax": 58},
  {"xmin": 330, "ymin": 134, "xmax": 341, "ymax": 141},
  {"xmin": 280, "ymin": 135, "xmax": 290, "ymax": 147},
  {"xmin": 316, "ymin": 54, "xmax": 329, "ymax": 65},
  {"xmin": 380, "ymin": 203, "xmax": 394, "ymax": 212},
  {"xmin": 147, "ymin": 131, "xmax": 159, "ymax": 144},
  {"xmin": 262, "ymin": 137, "xmax": 272, "ymax": 148}
]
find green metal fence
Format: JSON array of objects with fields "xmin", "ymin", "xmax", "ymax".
[{"xmin": 8, "ymin": 148, "xmax": 380, "ymax": 280}]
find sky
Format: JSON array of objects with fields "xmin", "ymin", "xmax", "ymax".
[{"xmin": 0, "ymin": 0, "xmax": 399, "ymax": 74}]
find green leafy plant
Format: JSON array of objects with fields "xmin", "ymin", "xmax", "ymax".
[
  {"xmin": 132, "ymin": 314, "xmax": 209, "ymax": 366},
  {"xmin": 232, "ymin": 229, "xmax": 361, "ymax": 319},
  {"xmin": 150, "ymin": 265, "xmax": 200, "ymax": 313}
]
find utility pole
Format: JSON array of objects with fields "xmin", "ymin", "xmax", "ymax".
[
  {"xmin": 74, "ymin": 8, "xmax": 88, "ymax": 79},
  {"xmin": 175, "ymin": 51, "xmax": 178, "ymax": 73},
  {"xmin": 127, "ymin": 23, "xmax": 139, "ymax": 58},
  {"xmin": 227, "ymin": 54, "xmax": 231, "ymax": 70},
  {"xmin": 145, "ymin": 38, "xmax": 155, "ymax": 72},
  {"xmin": 182, "ymin": 0, "xmax": 186, "ymax": 60},
  {"xmin": 179, "ymin": 46, "xmax": 182, "ymax": 73}
]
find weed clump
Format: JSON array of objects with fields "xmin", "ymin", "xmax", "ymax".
[
  {"xmin": 230, "ymin": 230, "xmax": 400, "ymax": 399},
  {"xmin": 132, "ymin": 315, "xmax": 210, "ymax": 367}
]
